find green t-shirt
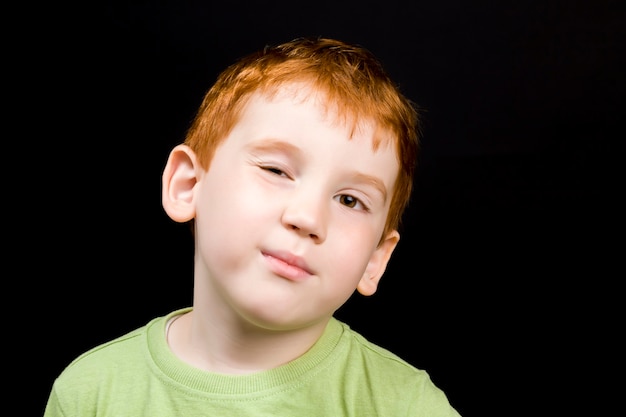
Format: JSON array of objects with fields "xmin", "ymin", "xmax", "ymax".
[{"xmin": 45, "ymin": 308, "xmax": 461, "ymax": 416}]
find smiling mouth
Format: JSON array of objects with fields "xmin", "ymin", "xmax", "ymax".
[{"xmin": 262, "ymin": 252, "xmax": 313, "ymax": 281}]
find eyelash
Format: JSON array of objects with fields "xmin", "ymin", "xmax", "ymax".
[
  {"xmin": 261, "ymin": 165, "xmax": 290, "ymax": 178},
  {"xmin": 259, "ymin": 165, "xmax": 370, "ymax": 212}
]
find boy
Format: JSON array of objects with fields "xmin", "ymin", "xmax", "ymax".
[{"xmin": 44, "ymin": 37, "xmax": 461, "ymax": 416}]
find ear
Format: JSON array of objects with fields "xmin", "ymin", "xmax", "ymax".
[
  {"xmin": 356, "ymin": 230, "xmax": 400, "ymax": 296},
  {"xmin": 162, "ymin": 144, "xmax": 201, "ymax": 223}
]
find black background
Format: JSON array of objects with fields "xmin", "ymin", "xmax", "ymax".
[{"xmin": 34, "ymin": 1, "xmax": 624, "ymax": 416}]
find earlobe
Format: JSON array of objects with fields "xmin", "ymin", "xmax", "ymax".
[
  {"xmin": 162, "ymin": 144, "xmax": 200, "ymax": 223},
  {"xmin": 356, "ymin": 230, "xmax": 400, "ymax": 296}
]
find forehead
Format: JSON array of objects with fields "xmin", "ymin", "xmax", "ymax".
[
  {"xmin": 234, "ymin": 88, "xmax": 399, "ymax": 182},
  {"xmin": 241, "ymin": 83, "xmax": 398, "ymax": 153}
]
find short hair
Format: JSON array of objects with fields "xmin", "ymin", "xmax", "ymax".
[{"xmin": 184, "ymin": 37, "xmax": 420, "ymax": 242}]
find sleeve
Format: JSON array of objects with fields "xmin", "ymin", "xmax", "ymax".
[
  {"xmin": 43, "ymin": 383, "xmax": 65, "ymax": 417},
  {"xmin": 408, "ymin": 374, "xmax": 462, "ymax": 417}
]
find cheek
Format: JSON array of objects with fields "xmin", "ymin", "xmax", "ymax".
[
  {"xmin": 195, "ymin": 174, "xmax": 275, "ymax": 247},
  {"xmin": 194, "ymin": 190, "xmax": 258, "ymax": 275},
  {"xmin": 323, "ymin": 236, "xmax": 374, "ymax": 287}
]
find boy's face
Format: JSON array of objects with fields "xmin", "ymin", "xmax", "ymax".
[{"xmin": 191, "ymin": 86, "xmax": 400, "ymax": 330}]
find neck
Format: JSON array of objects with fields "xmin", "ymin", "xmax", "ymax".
[{"xmin": 167, "ymin": 309, "xmax": 329, "ymax": 374}]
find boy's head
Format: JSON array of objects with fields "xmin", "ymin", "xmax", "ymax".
[{"xmin": 184, "ymin": 37, "xmax": 419, "ymax": 240}]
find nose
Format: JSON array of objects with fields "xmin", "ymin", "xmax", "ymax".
[{"xmin": 281, "ymin": 190, "xmax": 327, "ymax": 243}]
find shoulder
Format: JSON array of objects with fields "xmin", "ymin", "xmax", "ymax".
[
  {"xmin": 45, "ymin": 311, "xmax": 184, "ymax": 416},
  {"xmin": 49, "ymin": 311, "xmax": 177, "ymax": 400},
  {"xmin": 45, "ymin": 323, "xmax": 150, "ymax": 416},
  {"xmin": 53, "ymin": 321, "xmax": 150, "ymax": 395},
  {"xmin": 335, "ymin": 318, "xmax": 421, "ymax": 376},
  {"xmin": 332, "ymin": 319, "xmax": 462, "ymax": 416}
]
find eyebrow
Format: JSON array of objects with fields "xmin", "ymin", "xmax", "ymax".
[
  {"xmin": 246, "ymin": 138, "xmax": 389, "ymax": 202},
  {"xmin": 350, "ymin": 172, "xmax": 388, "ymax": 203},
  {"xmin": 245, "ymin": 139, "xmax": 301, "ymax": 157}
]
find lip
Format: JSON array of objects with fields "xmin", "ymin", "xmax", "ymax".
[{"xmin": 262, "ymin": 250, "xmax": 314, "ymax": 281}]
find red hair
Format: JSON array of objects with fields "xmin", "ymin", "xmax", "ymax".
[{"xmin": 184, "ymin": 37, "xmax": 420, "ymax": 241}]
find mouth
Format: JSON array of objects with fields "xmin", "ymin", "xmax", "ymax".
[{"xmin": 261, "ymin": 250, "xmax": 313, "ymax": 281}]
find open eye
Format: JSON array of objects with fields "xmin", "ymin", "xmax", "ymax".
[{"xmin": 337, "ymin": 194, "xmax": 369, "ymax": 211}]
